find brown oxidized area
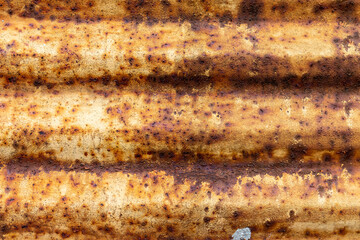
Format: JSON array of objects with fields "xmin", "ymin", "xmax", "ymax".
[{"xmin": 1, "ymin": 0, "xmax": 360, "ymax": 239}]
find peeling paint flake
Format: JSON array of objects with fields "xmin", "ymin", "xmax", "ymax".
[{"xmin": 232, "ymin": 227, "xmax": 251, "ymax": 240}]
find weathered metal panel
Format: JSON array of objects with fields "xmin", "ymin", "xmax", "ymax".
[
  {"xmin": 0, "ymin": 0, "xmax": 360, "ymax": 239},
  {"xmin": 0, "ymin": 87, "xmax": 359, "ymax": 165},
  {"xmin": 1, "ymin": 168, "xmax": 359, "ymax": 239},
  {"xmin": 0, "ymin": 20, "xmax": 358, "ymax": 89}
]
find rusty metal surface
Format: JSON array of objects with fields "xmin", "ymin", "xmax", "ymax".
[
  {"xmin": 0, "ymin": 0, "xmax": 360, "ymax": 239},
  {"xmin": 2, "ymin": 169, "xmax": 359, "ymax": 239},
  {"xmin": 0, "ymin": 0, "xmax": 359, "ymax": 22},
  {"xmin": 0, "ymin": 19, "xmax": 359, "ymax": 89}
]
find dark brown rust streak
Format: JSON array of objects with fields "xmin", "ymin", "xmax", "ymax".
[
  {"xmin": 1, "ymin": 0, "xmax": 359, "ymax": 24},
  {"xmin": 3, "ymin": 55, "xmax": 360, "ymax": 93},
  {"xmin": 3, "ymin": 154, "xmax": 347, "ymax": 193}
]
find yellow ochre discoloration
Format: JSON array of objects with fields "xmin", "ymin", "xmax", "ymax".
[{"xmin": 0, "ymin": 87, "xmax": 359, "ymax": 165}]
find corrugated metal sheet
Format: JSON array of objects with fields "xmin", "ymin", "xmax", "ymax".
[{"xmin": 0, "ymin": 0, "xmax": 360, "ymax": 239}]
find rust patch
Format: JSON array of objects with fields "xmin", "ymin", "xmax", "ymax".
[
  {"xmin": 271, "ymin": 2, "xmax": 288, "ymax": 15},
  {"xmin": 331, "ymin": 0, "xmax": 357, "ymax": 23},
  {"xmin": 238, "ymin": 0, "xmax": 264, "ymax": 23},
  {"xmin": 288, "ymin": 144, "xmax": 308, "ymax": 162},
  {"xmin": 20, "ymin": 3, "xmax": 45, "ymax": 20},
  {"xmin": 3, "ymin": 154, "xmax": 348, "ymax": 194},
  {"xmin": 1, "ymin": 54, "xmax": 360, "ymax": 93},
  {"xmin": 313, "ymin": 4, "xmax": 327, "ymax": 14}
]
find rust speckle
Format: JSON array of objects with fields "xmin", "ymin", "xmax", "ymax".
[
  {"xmin": 203, "ymin": 217, "xmax": 211, "ymax": 223},
  {"xmin": 6, "ymin": 198, "xmax": 15, "ymax": 206},
  {"xmin": 161, "ymin": 0, "xmax": 170, "ymax": 7},
  {"xmin": 345, "ymin": 102, "xmax": 353, "ymax": 116},
  {"xmin": 264, "ymin": 219, "xmax": 276, "ymax": 229},
  {"xmin": 61, "ymin": 232, "xmax": 70, "ymax": 238},
  {"xmin": 323, "ymin": 153, "xmax": 332, "ymax": 162},
  {"xmin": 272, "ymin": 2, "xmax": 288, "ymax": 15},
  {"xmin": 258, "ymin": 108, "xmax": 265, "ymax": 115},
  {"xmin": 206, "ymin": 134, "xmax": 225, "ymax": 145},
  {"xmin": 313, "ymin": 4, "xmax": 327, "ymax": 14},
  {"xmin": 339, "ymin": 227, "xmax": 347, "ymax": 235},
  {"xmin": 289, "ymin": 210, "xmax": 296, "ymax": 220},
  {"xmin": 166, "ymin": 225, "xmax": 174, "ymax": 232},
  {"xmin": 233, "ymin": 211, "xmax": 242, "ymax": 219}
]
